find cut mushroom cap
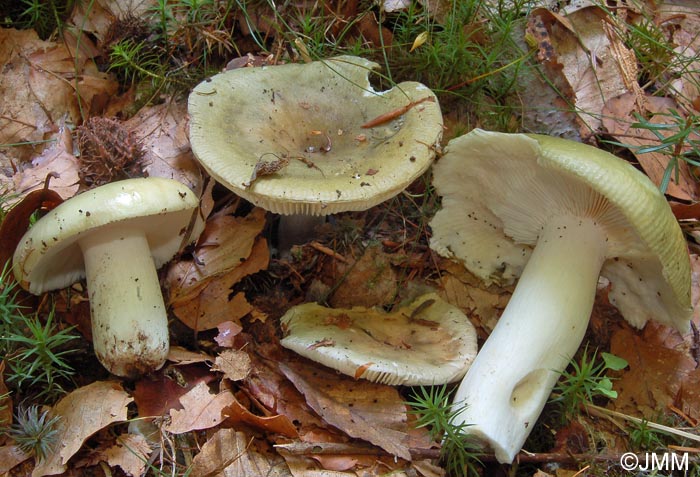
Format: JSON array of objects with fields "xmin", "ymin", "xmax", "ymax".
[
  {"xmin": 188, "ymin": 56, "xmax": 443, "ymax": 215},
  {"xmin": 429, "ymin": 129, "xmax": 692, "ymax": 463},
  {"xmin": 13, "ymin": 178, "xmax": 200, "ymax": 377},
  {"xmin": 280, "ymin": 293, "xmax": 477, "ymax": 386}
]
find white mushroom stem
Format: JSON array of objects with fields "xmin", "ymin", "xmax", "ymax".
[
  {"xmin": 79, "ymin": 226, "xmax": 169, "ymax": 377},
  {"xmin": 451, "ymin": 216, "xmax": 607, "ymax": 463}
]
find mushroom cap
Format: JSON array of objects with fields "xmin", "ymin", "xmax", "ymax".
[
  {"xmin": 429, "ymin": 129, "xmax": 692, "ymax": 331},
  {"xmin": 13, "ymin": 177, "xmax": 199, "ymax": 294},
  {"xmin": 280, "ymin": 293, "xmax": 478, "ymax": 386},
  {"xmin": 188, "ymin": 56, "xmax": 443, "ymax": 215}
]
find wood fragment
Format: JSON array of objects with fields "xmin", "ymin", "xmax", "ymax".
[{"xmin": 309, "ymin": 241, "xmax": 348, "ymax": 263}]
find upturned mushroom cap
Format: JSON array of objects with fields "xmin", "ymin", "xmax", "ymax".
[
  {"xmin": 280, "ymin": 293, "xmax": 477, "ymax": 386},
  {"xmin": 429, "ymin": 129, "xmax": 692, "ymax": 330},
  {"xmin": 188, "ymin": 56, "xmax": 443, "ymax": 215},
  {"xmin": 13, "ymin": 177, "xmax": 199, "ymax": 293}
]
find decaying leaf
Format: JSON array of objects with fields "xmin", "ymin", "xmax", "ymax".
[
  {"xmin": 167, "ymin": 207, "xmax": 267, "ymax": 304},
  {"xmin": 133, "ymin": 364, "xmax": 215, "ymax": 418},
  {"xmin": 212, "ymin": 349, "xmax": 252, "ymax": 382},
  {"xmin": 125, "ymin": 101, "xmax": 203, "ymax": 194},
  {"xmin": 170, "ymin": 237, "xmax": 270, "ymax": 331},
  {"xmin": 165, "ymin": 382, "xmax": 236, "ymax": 434},
  {"xmin": 32, "ymin": 381, "xmax": 133, "ymax": 477},
  {"xmin": 102, "ymin": 434, "xmax": 152, "ymax": 477},
  {"xmin": 602, "ymin": 93, "xmax": 699, "ymax": 201},
  {"xmin": 279, "ymin": 361, "xmax": 411, "ymax": 460},
  {"xmin": 529, "ymin": 6, "xmax": 634, "ymax": 137},
  {"xmin": 189, "ymin": 428, "xmax": 288, "ymax": 477},
  {"xmin": 0, "ymin": 444, "xmax": 31, "ymax": 473},
  {"xmin": 222, "ymin": 395, "xmax": 299, "ymax": 438},
  {"xmin": 610, "ymin": 322, "xmax": 697, "ymax": 419},
  {"xmin": 215, "ymin": 321, "xmax": 244, "ymax": 347}
]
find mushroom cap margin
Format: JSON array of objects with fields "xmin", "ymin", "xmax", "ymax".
[
  {"xmin": 13, "ymin": 177, "xmax": 199, "ymax": 294},
  {"xmin": 188, "ymin": 56, "xmax": 443, "ymax": 215},
  {"xmin": 280, "ymin": 293, "xmax": 478, "ymax": 386},
  {"xmin": 429, "ymin": 129, "xmax": 692, "ymax": 331}
]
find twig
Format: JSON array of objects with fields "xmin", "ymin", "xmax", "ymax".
[{"xmin": 309, "ymin": 241, "xmax": 347, "ymax": 263}]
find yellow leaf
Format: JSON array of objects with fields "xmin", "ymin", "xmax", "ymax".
[{"xmin": 410, "ymin": 31, "xmax": 429, "ymax": 52}]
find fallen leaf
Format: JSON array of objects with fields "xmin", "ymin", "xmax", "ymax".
[
  {"xmin": 0, "ymin": 444, "xmax": 31, "ymax": 473},
  {"xmin": 103, "ymin": 434, "xmax": 152, "ymax": 477},
  {"xmin": 189, "ymin": 428, "xmax": 288, "ymax": 477},
  {"xmin": 12, "ymin": 126, "xmax": 80, "ymax": 201},
  {"xmin": 167, "ymin": 208, "xmax": 267, "ymax": 303},
  {"xmin": 126, "ymin": 101, "xmax": 203, "ymax": 193},
  {"xmin": 133, "ymin": 364, "xmax": 215, "ymax": 418},
  {"xmin": 610, "ymin": 322, "xmax": 696, "ymax": 418},
  {"xmin": 215, "ymin": 321, "xmax": 244, "ymax": 347},
  {"xmin": 167, "ymin": 346, "xmax": 215, "ymax": 365},
  {"xmin": 279, "ymin": 361, "xmax": 411, "ymax": 460},
  {"xmin": 222, "ymin": 395, "xmax": 299, "ymax": 438},
  {"xmin": 171, "ymin": 237, "xmax": 270, "ymax": 331},
  {"xmin": 531, "ymin": 6, "xmax": 633, "ymax": 137},
  {"xmin": 0, "ymin": 174, "xmax": 62, "ymax": 269},
  {"xmin": 165, "ymin": 382, "xmax": 235, "ymax": 434},
  {"xmin": 32, "ymin": 381, "xmax": 133, "ymax": 477},
  {"xmin": 213, "ymin": 349, "xmax": 252, "ymax": 382},
  {"xmin": 602, "ymin": 92, "xmax": 699, "ymax": 201},
  {"xmin": 327, "ymin": 244, "xmax": 398, "ymax": 308}
]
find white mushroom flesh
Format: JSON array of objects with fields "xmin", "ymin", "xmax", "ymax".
[
  {"xmin": 450, "ymin": 215, "xmax": 607, "ymax": 463},
  {"xmin": 79, "ymin": 225, "xmax": 169, "ymax": 377}
]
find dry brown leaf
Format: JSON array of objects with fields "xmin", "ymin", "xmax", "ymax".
[
  {"xmin": 213, "ymin": 349, "xmax": 252, "ymax": 381},
  {"xmin": 244, "ymin": 350, "xmax": 330, "ymax": 437},
  {"xmin": 125, "ymin": 101, "xmax": 203, "ymax": 193},
  {"xmin": 327, "ymin": 245, "xmax": 398, "ymax": 308},
  {"xmin": 531, "ymin": 6, "xmax": 633, "ymax": 137},
  {"xmin": 610, "ymin": 322, "xmax": 697, "ymax": 418},
  {"xmin": 602, "ymin": 92, "xmax": 699, "ymax": 201},
  {"xmin": 189, "ymin": 428, "xmax": 289, "ymax": 477},
  {"xmin": 279, "ymin": 361, "xmax": 411, "ymax": 460},
  {"xmin": 167, "ymin": 346, "xmax": 215, "ymax": 365},
  {"xmin": 32, "ymin": 381, "xmax": 133, "ymax": 477},
  {"xmin": 165, "ymin": 382, "xmax": 235, "ymax": 434},
  {"xmin": 171, "ymin": 237, "xmax": 270, "ymax": 331},
  {"xmin": 0, "ymin": 362, "xmax": 12, "ymax": 429},
  {"xmin": 167, "ymin": 208, "xmax": 267, "ymax": 304},
  {"xmin": 12, "ymin": 126, "xmax": 80, "ymax": 201},
  {"xmin": 222, "ymin": 395, "xmax": 299, "ymax": 438},
  {"xmin": 0, "ymin": 444, "xmax": 31, "ymax": 473},
  {"xmin": 133, "ymin": 364, "xmax": 215, "ymax": 418},
  {"xmin": 103, "ymin": 434, "xmax": 152, "ymax": 477},
  {"xmin": 215, "ymin": 321, "xmax": 244, "ymax": 347}
]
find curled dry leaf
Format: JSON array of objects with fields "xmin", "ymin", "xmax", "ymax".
[
  {"xmin": 529, "ymin": 6, "xmax": 633, "ymax": 138},
  {"xmin": 170, "ymin": 237, "xmax": 270, "ymax": 331},
  {"xmin": 32, "ymin": 381, "xmax": 133, "ymax": 477},
  {"xmin": 222, "ymin": 395, "xmax": 299, "ymax": 438},
  {"xmin": 102, "ymin": 434, "xmax": 151, "ymax": 477},
  {"xmin": 189, "ymin": 428, "xmax": 287, "ymax": 477},
  {"xmin": 212, "ymin": 349, "xmax": 252, "ymax": 382},
  {"xmin": 602, "ymin": 93, "xmax": 699, "ymax": 201},
  {"xmin": 165, "ymin": 382, "xmax": 236, "ymax": 434},
  {"xmin": 125, "ymin": 101, "xmax": 203, "ymax": 194},
  {"xmin": 279, "ymin": 361, "xmax": 411, "ymax": 460}
]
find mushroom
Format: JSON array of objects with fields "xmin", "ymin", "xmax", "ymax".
[
  {"xmin": 13, "ymin": 178, "xmax": 200, "ymax": 377},
  {"xmin": 428, "ymin": 129, "xmax": 692, "ymax": 463},
  {"xmin": 280, "ymin": 293, "xmax": 478, "ymax": 385},
  {"xmin": 187, "ymin": 56, "xmax": 442, "ymax": 250}
]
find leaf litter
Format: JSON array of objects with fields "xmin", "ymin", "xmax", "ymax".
[{"xmin": 2, "ymin": 1, "xmax": 700, "ymax": 476}]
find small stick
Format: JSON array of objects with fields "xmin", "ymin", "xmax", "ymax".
[
  {"xmin": 309, "ymin": 241, "xmax": 347, "ymax": 263},
  {"xmin": 361, "ymin": 96, "xmax": 435, "ymax": 129}
]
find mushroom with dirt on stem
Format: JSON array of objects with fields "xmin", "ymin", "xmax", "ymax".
[
  {"xmin": 428, "ymin": 129, "xmax": 693, "ymax": 463},
  {"xmin": 187, "ymin": 56, "xmax": 442, "ymax": 252},
  {"xmin": 12, "ymin": 177, "xmax": 201, "ymax": 377}
]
